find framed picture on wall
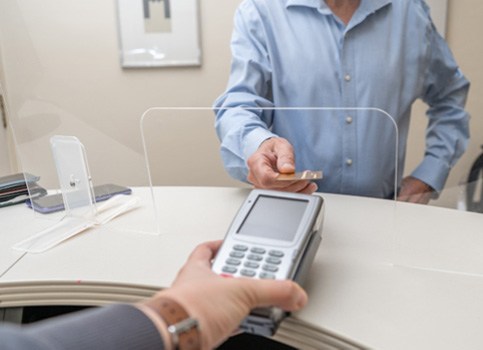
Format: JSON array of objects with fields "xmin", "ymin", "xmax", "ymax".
[{"xmin": 116, "ymin": 0, "xmax": 201, "ymax": 67}]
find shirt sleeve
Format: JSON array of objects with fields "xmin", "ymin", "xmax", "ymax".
[
  {"xmin": 411, "ymin": 4, "xmax": 470, "ymax": 192},
  {"xmin": 214, "ymin": 0, "xmax": 278, "ymax": 182},
  {"xmin": 0, "ymin": 304, "xmax": 165, "ymax": 350}
]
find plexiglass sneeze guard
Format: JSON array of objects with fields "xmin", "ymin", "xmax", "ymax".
[
  {"xmin": 141, "ymin": 107, "xmax": 399, "ymax": 194},
  {"xmin": 140, "ymin": 106, "xmax": 398, "ymax": 255}
]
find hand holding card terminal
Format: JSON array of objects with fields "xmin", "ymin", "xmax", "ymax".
[{"xmin": 212, "ymin": 189, "xmax": 325, "ymax": 336}]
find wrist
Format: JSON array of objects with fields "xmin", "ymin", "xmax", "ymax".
[
  {"xmin": 139, "ymin": 296, "xmax": 201, "ymax": 350},
  {"xmin": 136, "ymin": 304, "xmax": 174, "ymax": 350}
]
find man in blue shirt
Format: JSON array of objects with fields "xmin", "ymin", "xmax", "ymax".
[{"xmin": 214, "ymin": 0, "xmax": 470, "ymax": 203}]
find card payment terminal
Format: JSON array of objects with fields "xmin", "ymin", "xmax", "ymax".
[{"xmin": 212, "ymin": 189, "xmax": 325, "ymax": 336}]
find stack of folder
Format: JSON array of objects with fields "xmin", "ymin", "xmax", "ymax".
[{"xmin": 0, "ymin": 173, "xmax": 47, "ymax": 208}]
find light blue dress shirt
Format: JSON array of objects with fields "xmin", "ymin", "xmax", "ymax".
[{"xmin": 214, "ymin": 0, "xmax": 470, "ymax": 198}]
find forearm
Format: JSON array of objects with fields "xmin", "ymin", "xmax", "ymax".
[
  {"xmin": 416, "ymin": 16, "xmax": 470, "ymax": 192},
  {"xmin": 416, "ymin": 71, "xmax": 470, "ymax": 192},
  {"xmin": 4, "ymin": 304, "xmax": 165, "ymax": 350},
  {"xmin": 214, "ymin": 2, "xmax": 277, "ymax": 182}
]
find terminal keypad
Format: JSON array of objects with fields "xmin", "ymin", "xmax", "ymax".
[{"xmin": 221, "ymin": 244, "xmax": 285, "ymax": 279}]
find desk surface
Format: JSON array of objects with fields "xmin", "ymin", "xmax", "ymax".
[{"xmin": 1, "ymin": 187, "xmax": 483, "ymax": 350}]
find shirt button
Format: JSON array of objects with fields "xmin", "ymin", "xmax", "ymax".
[
  {"xmin": 346, "ymin": 158, "xmax": 353, "ymax": 166},
  {"xmin": 344, "ymin": 74, "xmax": 351, "ymax": 82},
  {"xmin": 345, "ymin": 116, "xmax": 353, "ymax": 124}
]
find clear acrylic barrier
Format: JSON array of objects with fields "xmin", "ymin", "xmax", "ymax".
[
  {"xmin": 141, "ymin": 107, "xmax": 399, "ymax": 194},
  {"xmin": 141, "ymin": 107, "xmax": 399, "ymax": 236}
]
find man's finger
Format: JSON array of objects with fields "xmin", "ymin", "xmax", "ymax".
[
  {"xmin": 244, "ymin": 279, "xmax": 308, "ymax": 312},
  {"xmin": 187, "ymin": 240, "xmax": 223, "ymax": 264},
  {"xmin": 272, "ymin": 141, "xmax": 295, "ymax": 174},
  {"xmin": 297, "ymin": 182, "xmax": 318, "ymax": 194}
]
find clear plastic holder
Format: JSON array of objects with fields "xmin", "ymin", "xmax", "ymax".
[
  {"xmin": 50, "ymin": 135, "xmax": 96, "ymax": 218},
  {"xmin": 11, "ymin": 135, "xmax": 97, "ymax": 252},
  {"xmin": 12, "ymin": 135, "xmax": 144, "ymax": 253}
]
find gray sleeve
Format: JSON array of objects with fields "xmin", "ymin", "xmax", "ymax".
[{"xmin": 0, "ymin": 304, "xmax": 165, "ymax": 350}]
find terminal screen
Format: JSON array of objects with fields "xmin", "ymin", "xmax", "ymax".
[{"xmin": 237, "ymin": 195, "xmax": 308, "ymax": 241}]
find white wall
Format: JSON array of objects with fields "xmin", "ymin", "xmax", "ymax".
[
  {"xmin": 426, "ymin": 0, "xmax": 447, "ymax": 37},
  {"xmin": 0, "ymin": 0, "xmax": 242, "ymax": 188},
  {"xmin": 0, "ymin": 0, "xmax": 481, "ymax": 207}
]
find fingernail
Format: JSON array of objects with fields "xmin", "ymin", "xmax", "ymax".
[{"xmin": 296, "ymin": 291, "xmax": 308, "ymax": 308}]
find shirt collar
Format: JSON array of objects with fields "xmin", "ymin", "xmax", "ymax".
[
  {"xmin": 358, "ymin": 0, "xmax": 392, "ymax": 15},
  {"xmin": 286, "ymin": 0, "xmax": 392, "ymax": 13},
  {"xmin": 286, "ymin": 0, "xmax": 321, "ymax": 9}
]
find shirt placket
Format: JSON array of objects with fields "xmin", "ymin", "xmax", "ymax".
[{"xmin": 340, "ymin": 29, "xmax": 357, "ymax": 194}]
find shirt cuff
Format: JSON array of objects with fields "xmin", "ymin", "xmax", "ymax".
[
  {"xmin": 136, "ymin": 304, "xmax": 172, "ymax": 349},
  {"xmin": 242, "ymin": 127, "xmax": 278, "ymax": 160},
  {"xmin": 410, "ymin": 155, "xmax": 451, "ymax": 193}
]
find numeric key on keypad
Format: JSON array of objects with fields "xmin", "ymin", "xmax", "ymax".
[
  {"xmin": 226, "ymin": 258, "xmax": 241, "ymax": 266},
  {"xmin": 259, "ymin": 272, "xmax": 276, "ymax": 279},
  {"xmin": 222, "ymin": 266, "xmax": 237, "ymax": 274},
  {"xmin": 247, "ymin": 254, "xmax": 263, "ymax": 262},
  {"xmin": 268, "ymin": 250, "xmax": 284, "ymax": 258},
  {"xmin": 250, "ymin": 247, "xmax": 266, "ymax": 254},
  {"xmin": 262, "ymin": 264, "xmax": 279, "ymax": 273},
  {"xmin": 230, "ymin": 251, "xmax": 245, "ymax": 259},
  {"xmin": 244, "ymin": 261, "xmax": 259, "ymax": 269},
  {"xmin": 240, "ymin": 269, "xmax": 256, "ymax": 277},
  {"xmin": 266, "ymin": 256, "xmax": 281, "ymax": 265}
]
